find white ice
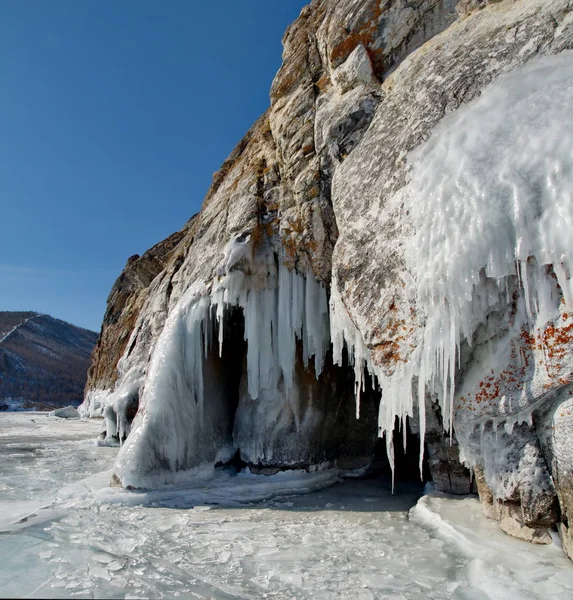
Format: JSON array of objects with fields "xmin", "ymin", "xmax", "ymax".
[
  {"xmin": 49, "ymin": 406, "xmax": 80, "ymax": 419},
  {"xmin": 329, "ymin": 52, "xmax": 573, "ymax": 476},
  {"xmin": 115, "ymin": 244, "xmax": 331, "ymax": 488},
  {"xmin": 403, "ymin": 52, "xmax": 573, "ymax": 435},
  {"xmin": 1, "ymin": 413, "xmax": 572, "ymax": 599}
]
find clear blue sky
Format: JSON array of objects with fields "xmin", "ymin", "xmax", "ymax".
[{"xmin": 0, "ymin": 1, "xmax": 308, "ymax": 332}]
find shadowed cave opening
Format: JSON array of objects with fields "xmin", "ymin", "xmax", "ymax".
[{"xmin": 199, "ymin": 303, "xmax": 431, "ymax": 489}]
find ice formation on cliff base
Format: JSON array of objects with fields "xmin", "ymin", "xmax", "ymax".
[
  {"xmin": 116, "ymin": 53, "xmax": 573, "ymax": 489},
  {"xmin": 115, "ymin": 247, "xmax": 330, "ymax": 488}
]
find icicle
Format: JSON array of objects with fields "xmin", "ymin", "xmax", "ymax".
[
  {"xmin": 355, "ymin": 366, "xmax": 362, "ymax": 419},
  {"xmin": 386, "ymin": 429, "xmax": 395, "ymax": 493},
  {"xmin": 292, "ymin": 271, "xmax": 304, "ymax": 340},
  {"xmin": 448, "ymin": 310, "xmax": 456, "ymax": 443},
  {"xmin": 244, "ymin": 290, "xmax": 261, "ymax": 399},
  {"xmin": 418, "ymin": 392, "xmax": 426, "ymax": 479},
  {"xmin": 277, "ymin": 264, "xmax": 293, "ymax": 389},
  {"xmin": 213, "ymin": 290, "xmax": 226, "ymax": 358}
]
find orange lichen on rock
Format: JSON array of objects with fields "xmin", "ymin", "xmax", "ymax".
[
  {"xmin": 371, "ymin": 308, "xmax": 417, "ymax": 368},
  {"xmin": 329, "ymin": 0, "xmax": 384, "ymax": 72},
  {"xmin": 458, "ymin": 316, "xmax": 573, "ymax": 417}
]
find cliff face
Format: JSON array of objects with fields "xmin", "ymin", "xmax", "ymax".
[
  {"xmin": 0, "ymin": 312, "xmax": 97, "ymax": 409},
  {"xmin": 83, "ymin": 0, "xmax": 573, "ymax": 558}
]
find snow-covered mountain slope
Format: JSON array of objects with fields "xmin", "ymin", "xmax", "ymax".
[
  {"xmin": 0, "ymin": 312, "xmax": 97, "ymax": 410},
  {"xmin": 83, "ymin": 0, "xmax": 573, "ymax": 559}
]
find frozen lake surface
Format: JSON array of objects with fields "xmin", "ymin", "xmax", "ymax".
[{"xmin": 0, "ymin": 413, "xmax": 572, "ymax": 599}]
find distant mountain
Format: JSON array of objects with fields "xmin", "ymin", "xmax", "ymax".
[{"xmin": 0, "ymin": 312, "xmax": 98, "ymax": 411}]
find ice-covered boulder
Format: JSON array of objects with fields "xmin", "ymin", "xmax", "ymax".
[
  {"xmin": 49, "ymin": 406, "xmax": 80, "ymax": 419},
  {"xmin": 84, "ymin": 0, "xmax": 573, "ymax": 559}
]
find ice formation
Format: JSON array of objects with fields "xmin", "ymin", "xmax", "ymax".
[
  {"xmin": 103, "ymin": 368, "xmax": 143, "ymax": 444},
  {"xmin": 79, "ymin": 388, "xmax": 110, "ymax": 418},
  {"xmin": 114, "ymin": 53, "xmax": 573, "ymax": 487},
  {"xmin": 115, "ymin": 239, "xmax": 330, "ymax": 487},
  {"xmin": 329, "ymin": 53, "xmax": 573, "ymax": 477},
  {"xmin": 49, "ymin": 406, "xmax": 80, "ymax": 419}
]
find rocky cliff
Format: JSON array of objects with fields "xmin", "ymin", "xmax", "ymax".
[
  {"xmin": 0, "ymin": 312, "xmax": 97, "ymax": 410},
  {"xmin": 82, "ymin": 0, "xmax": 573, "ymax": 559}
]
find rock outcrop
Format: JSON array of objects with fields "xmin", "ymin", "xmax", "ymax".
[{"xmin": 83, "ymin": 0, "xmax": 573, "ymax": 559}]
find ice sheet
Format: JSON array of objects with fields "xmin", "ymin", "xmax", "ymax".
[
  {"xmin": 1, "ymin": 413, "xmax": 571, "ymax": 599},
  {"xmin": 411, "ymin": 489, "xmax": 573, "ymax": 599}
]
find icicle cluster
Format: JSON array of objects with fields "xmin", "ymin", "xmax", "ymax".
[
  {"xmin": 212, "ymin": 243, "xmax": 330, "ymax": 401},
  {"xmin": 115, "ymin": 244, "xmax": 331, "ymax": 486},
  {"xmin": 329, "ymin": 53, "xmax": 573, "ymax": 479},
  {"xmin": 103, "ymin": 367, "xmax": 143, "ymax": 444},
  {"xmin": 157, "ymin": 262, "xmax": 330, "ymax": 411},
  {"xmin": 329, "ymin": 281, "xmax": 372, "ymax": 420},
  {"xmin": 404, "ymin": 53, "xmax": 573, "ymax": 434}
]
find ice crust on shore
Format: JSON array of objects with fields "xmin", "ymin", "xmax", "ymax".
[{"xmin": 49, "ymin": 406, "xmax": 80, "ymax": 419}]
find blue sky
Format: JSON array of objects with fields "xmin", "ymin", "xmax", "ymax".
[{"xmin": 0, "ymin": 0, "xmax": 308, "ymax": 332}]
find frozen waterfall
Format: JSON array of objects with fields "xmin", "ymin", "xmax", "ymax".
[{"xmin": 115, "ymin": 245, "xmax": 331, "ymax": 488}]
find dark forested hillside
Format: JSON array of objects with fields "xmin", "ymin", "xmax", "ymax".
[{"xmin": 0, "ymin": 312, "xmax": 98, "ymax": 410}]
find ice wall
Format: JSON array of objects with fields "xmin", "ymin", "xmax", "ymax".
[{"xmin": 114, "ymin": 241, "xmax": 330, "ymax": 488}]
